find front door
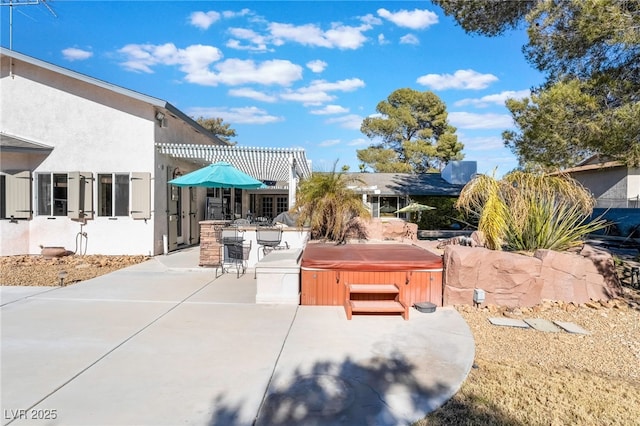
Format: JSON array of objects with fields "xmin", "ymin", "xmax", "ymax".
[{"xmin": 167, "ymin": 169, "xmax": 179, "ymax": 252}]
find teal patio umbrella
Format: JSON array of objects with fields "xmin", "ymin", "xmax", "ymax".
[{"xmin": 168, "ymin": 162, "xmax": 264, "ymax": 189}]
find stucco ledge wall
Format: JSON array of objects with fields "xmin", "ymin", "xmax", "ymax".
[{"xmin": 442, "ymin": 244, "xmax": 621, "ymax": 307}]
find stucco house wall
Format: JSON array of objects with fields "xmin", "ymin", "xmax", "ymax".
[
  {"xmin": 557, "ymin": 158, "xmax": 640, "ymax": 237},
  {"xmin": 572, "ymin": 167, "xmax": 636, "ymax": 208},
  {"xmin": 0, "ymin": 49, "xmax": 226, "ymax": 256},
  {"xmin": 557, "ymin": 157, "xmax": 640, "ymax": 208}
]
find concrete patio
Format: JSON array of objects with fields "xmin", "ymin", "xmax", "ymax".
[{"xmin": 1, "ymin": 247, "xmax": 475, "ymax": 426}]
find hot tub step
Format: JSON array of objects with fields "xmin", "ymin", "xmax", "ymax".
[
  {"xmin": 350, "ymin": 300, "xmax": 405, "ymax": 312},
  {"xmin": 348, "ymin": 284, "xmax": 399, "ymax": 294},
  {"xmin": 345, "ymin": 300, "xmax": 409, "ymax": 320}
]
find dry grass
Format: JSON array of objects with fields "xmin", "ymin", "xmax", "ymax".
[{"xmin": 418, "ymin": 289, "xmax": 640, "ymax": 426}]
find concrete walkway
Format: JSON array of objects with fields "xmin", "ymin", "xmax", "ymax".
[{"xmin": 1, "ymin": 247, "xmax": 475, "ymax": 426}]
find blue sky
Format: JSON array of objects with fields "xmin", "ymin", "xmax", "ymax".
[{"xmin": 1, "ymin": 1, "xmax": 545, "ymax": 175}]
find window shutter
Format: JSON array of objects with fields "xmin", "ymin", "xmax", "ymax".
[
  {"xmin": 131, "ymin": 172, "xmax": 151, "ymax": 219},
  {"xmin": 67, "ymin": 172, "xmax": 94, "ymax": 220},
  {"xmin": 6, "ymin": 171, "xmax": 32, "ymax": 219}
]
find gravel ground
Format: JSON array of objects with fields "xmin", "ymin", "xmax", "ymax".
[
  {"xmin": 457, "ymin": 293, "xmax": 640, "ymax": 382},
  {"xmin": 0, "ymin": 254, "xmax": 149, "ymax": 286},
  {"xmin": 418, "ymin": 286, "xmax": 640, "ymax": 425}
]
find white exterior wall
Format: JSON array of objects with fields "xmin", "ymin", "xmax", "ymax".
[
  {"xmin": 628, "ymin": 167, "xmax": 640, "ymax": 202},
  {"xmin": 1, "ymin": 53, "xmax": 229, "ymax": 256},
  {"xmin": 0, "ymin": 221, "xmax": 30, "ymax": 256},
  {"xmin": 1, "ymin": 57, "xmax": 156, "ymax": 255}
]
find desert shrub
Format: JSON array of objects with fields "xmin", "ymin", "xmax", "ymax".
[{"xmin": 456, "ymin": 171, "xmax": 608, "ymax": 251}]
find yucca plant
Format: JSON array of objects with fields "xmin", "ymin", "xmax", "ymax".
[
  {"xmin": 456, "ymin": 171, "xmax": 608, "ymax": 251},
  {"xmin": 293, "ymin": 161, "xmax": 370, "ymax": 242},
  {"xmin": 455, "ymin": 172, "xmax": 509, "ymax": 250}
]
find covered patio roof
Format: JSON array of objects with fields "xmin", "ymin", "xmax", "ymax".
[
  {"xmin": 0, "ymin": 132, "xmax": 54, "ymax": 153},
  {"xmin": 156, "ymin": 143, "xmax": 312, "ymax": 183}
]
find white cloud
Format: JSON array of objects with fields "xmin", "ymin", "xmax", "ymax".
[
  {"xmin": 118, "ymin": 43, "xmax": 223, "ymax": 74},
  {"xmin": 306, "ymin": 60, "xmax": 327, "ymax": 73},
  {"xmin": 310, "ymin": 105, "xmax": 349, "ymax": 115},
  {"xmin": 118, "ymin": 44, "xmax": 302, "ymax": 87},
  {"xmin": 400, "ymin": 34, "xmax": 419, "ymax": 45},
  {"xmin": 449, "ymin": 112, "xmax": 513, "ymax": 129},
  {"xmin": 307, "ymin": 78, "xmax": 365, "ymax": 92},
  {"xmin": 360, "ymin": 13, "xmax": 382, "ymax": 26},
  {"xmin": 228, "ymin": 88, "xmax": 278, "ymax": 103},
  {"xmin": 377, "ymin": 8, "xmax": 438, "ymax": 30},
  {"xmin": 348, "ymin": 137, "xmax": 369, "ymax": 146},
  {"xmin": 325, "ymin": 114, "xmax": 364, "ymax": 130},
  {"xmin": 204, "ymin": 59, "xmax": 302, "ymax": 86},
  {"xmin": 222, "ymin": 9, "xmax": 251, "ymax": 19},
  {"xmin": 280, "ymin": 90, "xmax": 335, "ymax": 105},
  {"xmin": 281, "ymin": 78, "xmax": 365, "ymax": 106},
  {"xmin": 227, "ymin": 27, "xmax": 269, "ymax": 51},
  {"xmin": 319, "ymin": 139, "xmax": 341, "ymax": 147},
  {"xmin": 417, "ymin": 69, "xmax": 499, "ymax": 90},
  {"xmin": 457, "ymin": 134, "xmax": 506, "ymax": 151},
  {"xmin": 378, "ymin": 34, "xmax": 389, "ymax": 45},
  {"xmin": 62, "ymin": 47, "xmax": 93, "ymax": 61},
  {"xmin": 454, "ymin": 90, "xmax": 531, "ymax": 108},
  {"xmin": 187, "ymin": 106, "xmax": 282, "ymax": 124},
  {"xmin": 189, "ymin": 11, "xmax": 221, "ymax": 30},
  {"xmin": 268, "ymin": 21, "xmax": 371, "ymax": 50}
]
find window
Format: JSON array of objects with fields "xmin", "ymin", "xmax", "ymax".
[
  {"xmin": 37, "ymin": 173, "xmax": 51, "ymax": 215},
  {"xmin": 234, "ymin": 188, "xmax": 242, "ymax": 217},
  {"xmin": 37, "ymin": 173, "xmax": 67, "ymax": 216},
  {"xmin": 379, "ymin": 196, "xmax": 399, "ymax": 218},
  {"xmin": 98, "ymin": 173, "xmax": 129, "ymax": 217},
  {"xmin": 32, "ymin": 171, "xmax": 149, "ymax": 220},
  {"xmin": 262, "ymin": 197, "xmax": 273, "ymax": 218},
  {"xmin": 0, "ymin": 175, "xmax": 5, "ymax": 218},
  {"xmin": 276, "ymin": 197, "xmax": 288, "ymax": 215},
  {"xmin": 206, "ymin": 188, "xmax": 221, "ymax": 198}
]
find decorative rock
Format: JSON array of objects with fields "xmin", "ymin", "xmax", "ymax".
[
  {"xmin": 359, "ymin": 218, "xmax": 418, "ymax": 242},
  {"xmin": 503, "ymin": 310, "xmax": 523, "ymax": 319},
  {"xmin": 470, "ymin": 230, "xmax": 486, "ymax": 247},
  {"xmin": 442, "ymin": 244, "xmax": 622, "ymax": 308},
  {"xmin": 40, "ymin": 247, "xmax": 69, "ymax": 259},
  {"xmin": 564, "ymin": 303, "xmax": 578, "ymax": 313}
]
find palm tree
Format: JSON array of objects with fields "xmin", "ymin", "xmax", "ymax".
[
  {"xmin": 293, "ymin": 161, "xmax": 370, "ymax": 242},
  {"xmin": 456, "ymin": 171, "xmax": 608, "ymax": 251}
]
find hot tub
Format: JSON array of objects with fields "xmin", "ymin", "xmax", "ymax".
[{"xmin": 300, "ymin": 243, "xmax": 443, "ymax": 307}]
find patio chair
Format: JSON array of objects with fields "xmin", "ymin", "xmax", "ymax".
[
  {"xmin": 217, "ymin": 227, "xmax": 251, "ymax": 278},
  {"xmin": 254, "ymin": 227, "xmax": 289, "ymax": 278},
  {"xmin": 256, "ymin": 227, "xmax": 289, "ymax": 260}
]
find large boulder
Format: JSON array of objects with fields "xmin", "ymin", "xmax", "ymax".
[
  {"xmin": 443, "ymin": 244, "xmax": 621, "ymax": 307},
  {"xmin": 534, "ymin": 246, "xmax": 620, "ymax": 303},
  {"xmin": 359, "ymin": 218, "xmax": 417, "ymax": 242},
  {"xmin": 443, "ymin": 246, "xmax": 543, "ymax": 307}
]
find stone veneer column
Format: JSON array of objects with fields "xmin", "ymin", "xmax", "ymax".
[{"xmin": 199, "ymin": 220, "xmax": 226, "ymax": 267}]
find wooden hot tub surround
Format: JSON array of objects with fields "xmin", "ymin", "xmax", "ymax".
[{"xmin": 300, "ymin": 243, "xmax": 443, "ymax": 318}]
